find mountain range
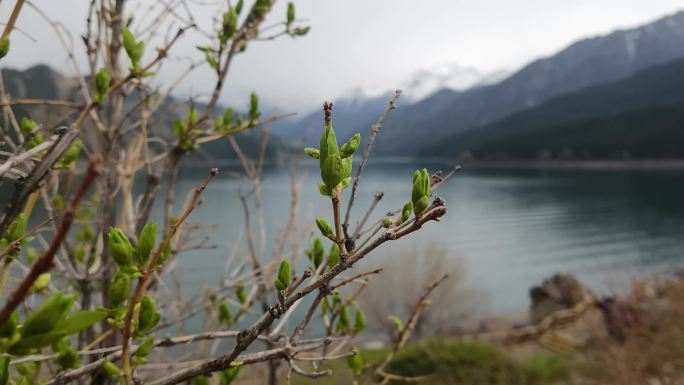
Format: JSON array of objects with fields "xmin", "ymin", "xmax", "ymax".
[{"xmin": 277, "ymin": 9, "xmax": 684, "ymax": 160}]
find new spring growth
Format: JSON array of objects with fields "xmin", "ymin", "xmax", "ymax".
[
  {"xmin": 274, "ymin": 259, "xmax": 291, "ymax": 292},
  {"xmin": 136, "ymin": 222, "xmax": 157, "ymax": 266},
  {"xmin": 305, "ymin": 103, "xmax": 361, "ymax": 198},
  {"xmin": 138, "ymin": 296, "xmax": 161, "ymax": 334},
  {"xmin": 347, "ymin": 347, "xmax": 363, "ymax": 377},
  {"xmin": 108, "ymin": 228, "xmax": 133, "ymax": 267},
  {"xmin": 94, "ymin": 68, "xmax": 110, "ymax": 103},
  {"xmin": 287, "ymin": 2, "xmax": 295, "ymax": 27},
  {"xmin": 315, "ymin": 218, "xmax": 334, "ymax": 240},
  {"xmin": 122, "ymin": 27, "xmax": 145, "ymax": 72},
  {"xmin": 220, "ymin": 6, "xmax": 238, "ymax": 43},
  {"xmin": 109, "ymin": 271, "xmax": 130, "ymax": 308},
  {"xmin": 306, "ymin": 238, "xmax": 325, "ymax": 268},
  {"xmin": 249, "ymin": 92, "xmax": 260, "ymax": 124},
  {"xmin": 328, "ymin": 243, "xmax": 340, "ymax": 270},
  {"xmin": 0, "ymin": 37, "xmax": 10, "ymax": 59},
  {"xmin": 412, "ymin": 168, "xmax": 431, "ymax": 217},
  {"xmin": 400, "ymin": 201, "xmax": 413, "ymax": 224},
  {"xmin": 236, "ymin": 284, "xmax": 248, "ymax": 304},
  {"xmin": 103, "ymin": 359, "xmax": 122, "ymax": 378},
  {"xmin": 218, "ymin": 302, "xmax": 232, "ymax": 326}
]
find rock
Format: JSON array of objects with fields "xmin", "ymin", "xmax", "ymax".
[{"xmin": 529, "ymin": 273, "xmax": 589, "ymax": 323}]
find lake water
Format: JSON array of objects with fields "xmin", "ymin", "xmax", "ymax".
[{"xmin": 170, "ymin": 161, "xmax": 684, "ymax": 316}]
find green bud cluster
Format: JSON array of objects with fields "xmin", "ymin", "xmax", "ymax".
[
  {"xmin": 218, "ymin": 302, "xmax": 233, "ymax": 326},
  {"xmin": 274, "ymin": 259, "xmax": 291, "ymax": 292},
  {"xmin": 133, "ymin": 335, "xmax": 155, "ymax": 365},
  {"xmin": 123, "ymin": 27, "xmax": 145, "ymax": 72},
  {"xmin": 305, "ymin": 121, "xmax": 361, "ymax": 198},
  {"xmin": 411, "ymin": 168, "xmax": 431, "ymax": 217},
  {"xmin": 108, "ymin": 228, "xmax": 134, "ymax": 267},
  {"xmin": 249, "ymin": 92, "xmax": 260, "ymax": 124},
  {"xmin": 236, "ymin": 284, "xmax": 248, "ymax": 305}
]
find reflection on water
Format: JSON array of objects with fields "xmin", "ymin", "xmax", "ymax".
[{"xmin": 168, "ymin": 161, "xmax": 684, "ymax": 315}]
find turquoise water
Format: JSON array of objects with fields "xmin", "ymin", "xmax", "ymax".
[{"xmin": 169, "ymin": 161, "xmax": 684, "ymax": 316}]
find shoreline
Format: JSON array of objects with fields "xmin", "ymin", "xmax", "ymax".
[{"xmin": 182, "ymin": 156, "xmax": 684, "ymax": 171}]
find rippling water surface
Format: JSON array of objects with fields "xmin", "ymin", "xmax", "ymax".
[{"xmin": 170, "ymin": 161, "xmax": 684, "ymax": 315}]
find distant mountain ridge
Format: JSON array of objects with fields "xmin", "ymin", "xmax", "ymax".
[
  {"xmin": 375, "ymin": 10, "xmax": 684, "ymax": 155},
  {"xmin": 422, "ymin": 57, "xmax": 684, "ymax": 159}
]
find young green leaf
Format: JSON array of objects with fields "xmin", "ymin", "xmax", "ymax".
[
  {"xmin": 219, "ymin": 365, "xmax": 241, "ymax": 385},
  {"xmin": 137, "ymin": 222, "xmax": 157, "ymax": 266},
  {"xmin": 138, "ymin": 296, "xmax": 161, "ymax": 333},
  {"xmin": 304, "ymin": 147, "xmax": 320, "ymax": 159},
  {"xmin": 23, "ymin": 292, "xmax": 74, "ymax": 337},
  {"xmin": 58, "ymin": 310, "xmax": 107, "ymax": 335},
  {"xmin": 315, "ymin": 218, "xmax": 334, "ymax": 240},
  {"xmin": 328, "ymin": 243, "xmax": 340, "ymax": 270},
  {"xmin": 103, "ymin": 359, "xmax": 122, "ymax": 377},
  {"xmin": 274, "ymin": 259, "xmax": 291, "ymax": 292},
  {"xmin": 236, "ymin": 285, "xmax": 248, "ymax": 305},
  {"xmin": 340, "ymin": 133, "xmax": 361, "ymax": 158},
  {"xmin": 218, "ymin": 302, "xmax": 232, "ymax": 326}
]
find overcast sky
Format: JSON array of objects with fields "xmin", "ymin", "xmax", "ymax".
[{"xmin": 1, "ymin": 1, "xmax": 683, "ymax": 111}]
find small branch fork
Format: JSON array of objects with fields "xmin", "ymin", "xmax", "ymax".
[{"xmin": 0, "ymin": 156, "xmax": 102, "ymax": 328}]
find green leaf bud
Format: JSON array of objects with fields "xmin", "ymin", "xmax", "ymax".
[
  {"xmin": 95, "ymin": 67, "xmax": 110, "ymax": 103},
  {"xmin": 138, "ymin": 296, "xmax": 161, "ymax": 333},
  {"xmin": 337, "ymin": 304, "xmax": 350, "ymax": 332},
  {"xmin": 274, "ymin": 259, "xmax": 291, "ymax": 292},
  {"xmin": 292, "ymin": 26, "xmax": 310, "ymax": 36},
  {"xmin": 103, "ymin": 359, "xmax": 122, "ymax": 377},
  {"xmin": 382, "ymin": 219, "xmax": 393, "ymax": 228},
  {"xmin": 353, "ymin": 309, "xmax": 366, "ymax": 334},
  {"xmin": 218, "ymin": 302, "xmax": 232, "ymax": 326},
  {"xmin": 0, "ymin": 37, "xmax": 10, "ymax": 60},
  {"xmin": 135, "ymin": 336, "xmax": 155, "ymax": 358},
  {"xmin": 249, "ymin": 92, "xmax": 260, "ymax": 123},
  {"xmin": 401, "ymin": 201, "xmax": 413, "ymax": 223},
  {"xmin": 304, "ymin": 147, "xmax": 319, "ymax": 159},
  {"xmin": 414, "ymin": 196, "xmax": 429, "ymax": 217},
  {"xmin": 328, "ymin": 243, "xmax": 340, "ymax": 270},
  {"xmin": 340, "ymin": 133, "xmax": 361, "ymax": 158},
  {"xmin": 347, "ymin": 347, "xmax": 363, "ymax": 377},
  {"xmin": 287, "ymin": 2, "xmax": 295, "ymax": 25},
  {"xmin": 311, "ymin": 238, "xmax": 324, "ymax": 268},
  {"xmin": 109, "ymin": 271, "xmax": 130, "ymax": 308},
  {"xmin": 108, "ymin": 227, "xmax": 134, "ymax": 267},
  {"xmin": 322, "ymin": 154, "xmax": 346, "ymax": 190},
  {"xmin": 137, "ymin": 222, "xmax": 157, "ymax": 266},
  {"xmin": 315, "ymin": 218, "xmax": 334, "ymax": 240},
  {"xmin": 236, "ymin": 285, "xmax": 247, "ymax": 305}
]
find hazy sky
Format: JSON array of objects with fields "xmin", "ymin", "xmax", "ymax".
[{"xmin": 1, "ymin": 1, "xmax": 683, "ymax": 111}]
